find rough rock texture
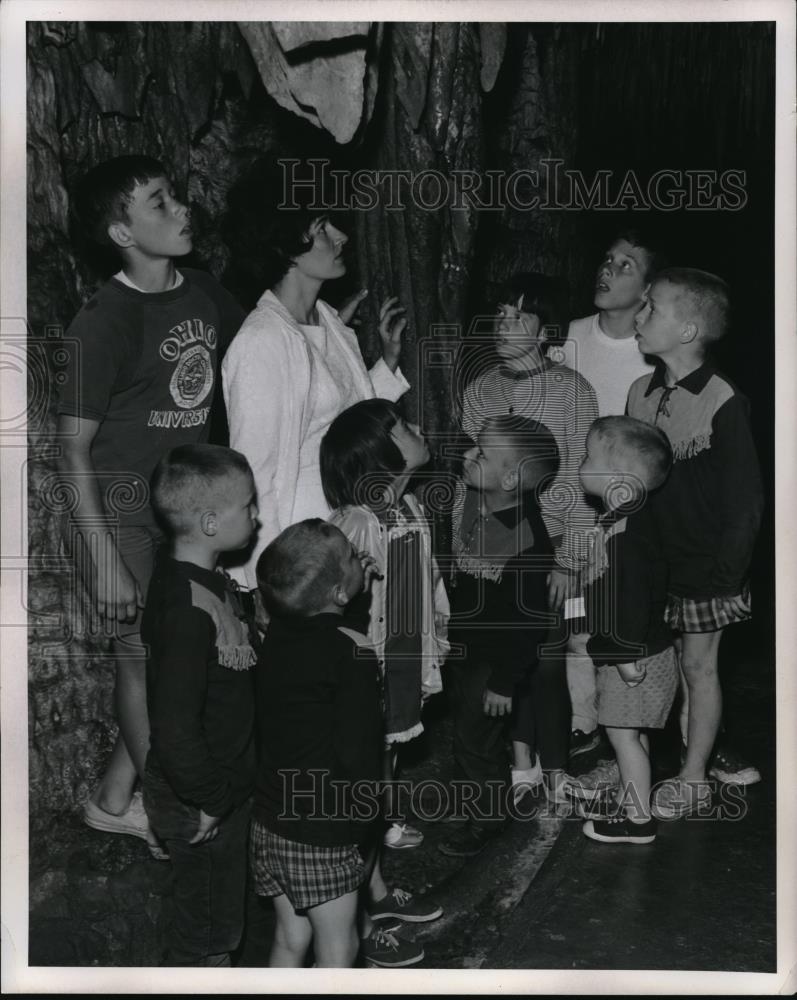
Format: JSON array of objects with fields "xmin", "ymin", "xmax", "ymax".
[
  {"xmin": 477, "ymin": 25, "xmax": 580, "ymax": 307},
  {"xmin": 25, "ymin": 19, "xmax": 497, "ymax": 966},
  {"xmin": 26, "ymin": 23, "xmax": 293, "ymax": 966},
  {"xmin": 238, "ymin": 22, "xmax": 377, "ymax": 144}
]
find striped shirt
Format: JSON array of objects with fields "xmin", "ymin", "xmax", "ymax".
[{"xmin": 460, "ymin": 359, "xmax": 599, "ymax": 572}]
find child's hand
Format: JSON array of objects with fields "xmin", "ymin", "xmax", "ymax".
[
  {"xmin": 94, "ymin": 554, "xmax": 143, "ymax": 623},
  {"xmin": 358, "ymin": 550, "xmax": 383, "ymax": 590},
  {"xmin": 483, "ymin": 688, "xmax": 513, "ymax": 717},
  {"xmin": 338, "ymin": 287, "xmax": 369, "ymax": 326},
  {"xmin": 189, "ymin": 810, "xmax": 221, "ymax": 845},
  {"xmin": 547, "ymin": 567, "xmax": 576, "ymax": 611},
  {"xmin": 378, "ymin": 296, "xmax": 407, "ymax": 372},
  {"xmin": 717, "ymin": 593, "xmax": 751, "ymax": 617},
  {"xmin": 617, "ymin": 661, "xmax": 647, "ymax": 688}
]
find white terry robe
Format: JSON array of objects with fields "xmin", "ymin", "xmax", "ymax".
[{"xmin": 222, "ymin": 289, "xmax": 409, "ymax": 590}]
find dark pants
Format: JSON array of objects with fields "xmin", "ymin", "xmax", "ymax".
[
  {"xmin": 446, "ymin": 658, "xmax": 510, "ymax": 831},
  {"xmin": 144, "ymin": 768, "xmax": 251, "ymax": 966},
  {"xmin": 510, "ymin": 626, "xmax": 570, "ymax": 772}
]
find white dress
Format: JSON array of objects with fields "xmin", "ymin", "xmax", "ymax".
[{"xmin": 222, "ymin": 289, "xmax": 409, "ymax": 590}]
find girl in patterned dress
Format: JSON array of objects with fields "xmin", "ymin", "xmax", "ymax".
[{"xmin": 319, "ymin": 398, "xmax": 448, "ymax": 921}]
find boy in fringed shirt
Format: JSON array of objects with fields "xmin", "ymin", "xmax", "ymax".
[{"xmin": 628, "ymin": 268, "xmax": 764, "ymax": 818}]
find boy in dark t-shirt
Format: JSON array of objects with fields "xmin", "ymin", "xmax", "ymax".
[
  {"xmin": 56, "ymin": 156, "xmax": 245, "ymax": 856},
  {"xmin": 142, "ymin": 444, "xmax": 259, "ymax": 965}
]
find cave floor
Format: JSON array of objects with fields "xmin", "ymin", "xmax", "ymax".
[
  {"xmin": 29, "ymin": 626, "xmax": 777, "ymax": 975},
  {"xmin": 236, "ymin": 629, "xmax": 777, "ymax": 974}
]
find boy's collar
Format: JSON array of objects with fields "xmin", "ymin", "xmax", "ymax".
[
  {"xmin": 645, "ymin": 360, "xmax": 715, "ymax": 396},
  {"xmin": 498, "ymin": 357, "xmax": 552, "ymax": 381},
  {"xmin": 160, "ymin": 551, "xmax": 227, "ymax": 598},
  {"xmin": 484, "ymin": 492, "xmax": 540, "ymax": 528}
]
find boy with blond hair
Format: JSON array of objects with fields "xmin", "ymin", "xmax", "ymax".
[
  {"xmin": 628, "ymin": 267, "xmax": 764, "ymax": 817},
  {"xmin": 143, "ymin": 444, "xmax": 259, "ymax": 965}
]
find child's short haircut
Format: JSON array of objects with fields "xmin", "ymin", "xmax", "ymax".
[
  {"xmin": 257, "ymin": 519, "xmax": 346, "ymax": 618},
  {"xmin": 74, "ymin": 155, "xmax": 167, "ymax": 246},
  {"xmin": 320, "ymin": 398, "xmax": 406, "ymax": 510},
  {"xmin": 223, "ymin": 157, "xmax": 348, "ymax": 305},
  {"xmin": 479, "ymin": 414, "xmax": 560, "ymax": 492},
  {"xmin": 589, "ymin": 416, "xmax": 672, "ymax": 491},
  {"xmin": 612, "ymin": 227, "xmax": 669, "ymax": 281},
  {"xmin": 653, "ymin": 266, "xmax": 730, "ymax": 345},
  {"xmin": 497, "ymin": 273, "xmax": 567, "ymax": 339},
  {"xmin": 150, "ymin": 444, "xmax": 252, "ymax": 537}
]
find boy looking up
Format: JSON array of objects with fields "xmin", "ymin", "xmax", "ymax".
[
  {"xmin": 253, "ymin": 520, "xmax": 425, "ymax": 968},
  {"xmin": 440, "ymin": 416, "xmax": 563, "ymax": 858},
  {"xmin": 629, "ymin": 268, "xmax": 764, "ymax": 816},
  {"xmin": 143, "ymin": 444, "xmax": 259, "ymax": 965},
  {"xmin": 578, "ymin": 417, "xmax": 676, "ymax": 845},
  {"xmin": 56, "ymin": 156, "xmax": 245, "ymax": 853},
  {"xmin": 549, "ymin": 231, "xmax": 665, "ymax": 758}
]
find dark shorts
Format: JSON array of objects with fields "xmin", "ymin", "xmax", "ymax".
[
  {"xmin": 597, "ymin": 645, "xmax": 678, "ymax": 729},
  {"xmin": 665, "ymin": 585, "xmax": 751, "ymax": 633},
  {"xmin": 114, "ymin": 524, "xmax": 163, "ymax": 639},
  {"xmin": 249, "ymin": 820, "xmax": 365, "ymax": 912}
]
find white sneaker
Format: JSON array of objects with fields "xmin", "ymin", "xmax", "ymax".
[
  {"xmin": 383, "ymin": 822, "xmax": 424, "ymax": 849},
  {"xmin": 511, "ymin": 756, "xmax": 543, "ymax": 805}
]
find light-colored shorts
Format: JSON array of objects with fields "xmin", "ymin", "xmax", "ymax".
[{"xmin": 597, "ymin": 645, "xmax": 678, "ymax": 729}]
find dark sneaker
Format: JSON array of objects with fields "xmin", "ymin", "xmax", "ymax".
[
  {"xmin": 583, "ymin": 815, "xmax": 657, "ymax": 844},
  {"xmin": 369, "ymin": 886, "xmax": 443, "ymax": 923},
  {"xmin": 570, "ymin": 786, "xmax": 621, "ymax": 820},
  {"xmin": 708, "ymin": 745, "xmax": 761, "ymax": 786},
  {"xmin": 568, "ymin": 728, "xmax": 600, "ymax": 759},
  {"xmin": 438, "ymin": 824, "xmax": 500, "ymax": 858},
  {"xmin": 360, "ymin": 926, "xmax": 424, "ymax": 967}
]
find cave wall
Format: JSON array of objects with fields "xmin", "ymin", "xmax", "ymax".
[{"xmin": 26, "ymin": 21, "xmax": 283, "ymax": 836}]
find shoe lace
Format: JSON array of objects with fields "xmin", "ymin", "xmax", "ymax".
[
  {"xmin": 371, "ymin": 927, "xmax": 399, "ymax": 951},
  {"xmin": 391, "ymin": 887, "xmax": 412, "ymax": 907}
]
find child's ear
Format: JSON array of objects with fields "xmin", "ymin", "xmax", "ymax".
[
  {"xmin": 200, "ymin": 511, "xmax": 217, "ymax": 537},
  {"xmin": 107, "ymin": 221, "xmax": 134, "ymax": 250},
  {"xmin": 501, "ymin": 468, "xmax": 519, "ymax": 492},
  {"xmin": 331, "ymin": 582, "xmax": 349, "ymax": 608},
  {"xmin": 681, "ymin": 321, "xmax": 699, "ymax": 344}
]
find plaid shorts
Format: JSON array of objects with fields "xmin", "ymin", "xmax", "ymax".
[
  {"xmin": 249, "ymin": 820, "xmax": 366, "ymax": 911},
  {"xmin": 665, "ymin": 585, "xmax": 751, "ymax": 633}
]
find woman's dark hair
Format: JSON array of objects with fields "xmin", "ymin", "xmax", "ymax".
[
  {"xmin": 222, "ymin": 156, "xmax": 347, "ymax": 309},
  {"xmin": 496, "ymin": 272, "xmax": 568, "ymax": 340},
  {"xmin": 320, "ymin": 399, "xmax": 407, "ymax": 511}
]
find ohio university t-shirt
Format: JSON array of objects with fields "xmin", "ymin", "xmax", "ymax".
[{"xmin": 58, "ymin": 268, "xmax": 244, "ymax": 528}]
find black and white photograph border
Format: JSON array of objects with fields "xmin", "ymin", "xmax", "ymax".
[{"xmin": 2, "ymin": 0, "xmax": 796, "ymax": 993}]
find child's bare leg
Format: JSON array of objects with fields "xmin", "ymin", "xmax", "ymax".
[
  {"xmin": 93, "ymin": 641, "xmax": 148, "ymax": 814},
  {"xmin": 382, "ymin": 746, "xmax": 397, "ymax": 817},
  {"xmin": 512, "ymin": 741, "xmax": 533, "ymax": 769},
  {"xmin": 367, "ymin": 843, "xmax": 388, "ymax": 902},
  {"xmin": 307, "ymin": 889, "xmax": 360, "ymax": 967},
  {"xmin": 115, "ymin": 646, "xmax": 151, "ymax": 775},
  {"xmin": 672, "ymin": 636, "xmax": 690, "ymax": 744},
  {"xmin": 270, "ymin": 893, "xmax": 312, "ymax": 967},
  {"xmin": 679, "ymin": 630, "xmax": 723, "ymax": 782},
  {"xmin": 605, "ymin": 726, "xmax": 651, "ymax": 822}
]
